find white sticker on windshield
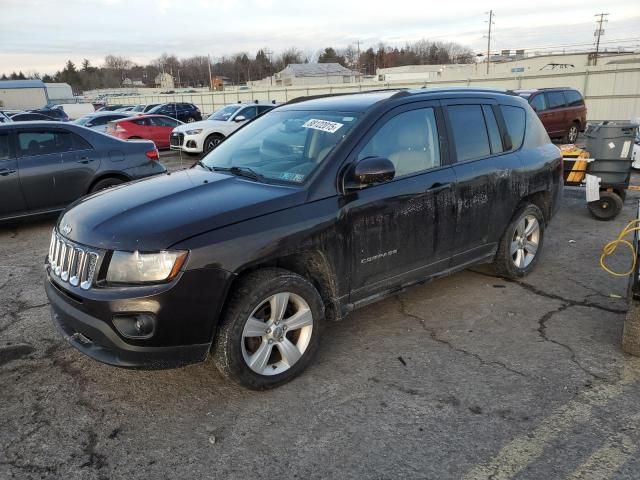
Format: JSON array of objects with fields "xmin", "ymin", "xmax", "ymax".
[{"xmin": 303, "ymin": 119, "xmax": 344, "ymax": 133}]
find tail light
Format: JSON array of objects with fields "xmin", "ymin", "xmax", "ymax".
[{"xmin": 145, "ymin": 149, "xmax": 159, "ymax": 161}]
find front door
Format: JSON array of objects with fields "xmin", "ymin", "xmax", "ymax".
[
  {"xmin": 344, "ymin": 103, "xmax": 457, "ymax": 304},
  {"xmin": 0, "ymin": 131, "xmax": 27, "ymax": 218}
]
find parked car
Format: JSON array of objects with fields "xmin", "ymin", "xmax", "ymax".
[
  {"xmin": 96, "ymin": 105, "xmax": 125, "ymax": 112},
  {"xmin": 0, "ymin": 111, "xmax": 13, "ymax": 124},
  {"xmin": 116, "ymin": 106, "xmax": 135, "ymax": 112},
  {"xmin": 170, "ymin": 102, "xmax": 276, "ymax": 154},
  {"xmin": 45, "ymin": 88, "xmax": 562, "ymax": 389},
  {"xmin": 10, "ymin": 112, "xmax": 59, "ymax": 122},
  {"xmin": 29, "ymin": 107, "xmax": 70, "ymax": 122},
  {"xmin": 105, "ymin": 114, "xmax": 183, "ymax": 149},
  {"xmin": 129, "ymin": 103, "xmax": 161, "ymax": 113},
  {"xmin": 514, "ymin": 87, "xmax": 586, "ymax": 143},
  {"xmin": 49, "ymin": 103, "xmax": 95, "ymax": 121},
  {"xmin": 73, "ymin": 112, "xmax": 133, "ymax": 133},
  {"xmin": 0, "ymin": 121, "xmax": 165, "ymax": 221},
  {"xmin": 147, "ymin": 102, "xmax": 202, "ymax": 123}
]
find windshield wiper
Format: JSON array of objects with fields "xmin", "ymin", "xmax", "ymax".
[
  {"xmin": 195, "ymin": 160, "xmax": 213, "ymax": 171},
  {"xmin": 212, "ymin": 166, "xmax": 267, "ymax": 182}
]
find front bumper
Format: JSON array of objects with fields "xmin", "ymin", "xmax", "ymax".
[
  {"xmin": 45, "ymin": 266, "xmax": 233, "ymax": 369},
  {"xmin": 170, "ymin": 133, "xmax": 204, "ymax": 153}
]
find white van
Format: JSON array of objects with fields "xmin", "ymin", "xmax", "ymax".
[{"xmin": 51, "ymin": 103, "xmax": 95, "ymax": 120}]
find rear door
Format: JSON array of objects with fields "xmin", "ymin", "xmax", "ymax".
[
  {"xmin": 345, "ymin": 102, "xmax": 458, "ymax": 303},
  {"xmin": 544, "ymin": 91, "xmax": 568, "ymax": 136},
  {"xmin": 529, "ymin": 93, "xmax": 551, "ymax": 132},
  {"xmin": 443, "ymin": 100, "xmax": 521, "ymax": 265},
  {"xmin": 17, "ymin": 128, "xmax": 99, "ymax": 210},
  {"xmin": 0, "ymin": 130, "xmax": 28, "ymax": 217}
]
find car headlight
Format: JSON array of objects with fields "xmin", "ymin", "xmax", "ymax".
[
  {"xmin": 185, "ymin": 129, "xmax": 202, "ymax": 135},
  {"xmin": 106, "ymin": 250, "xmax": 188, "ymax": 284}
]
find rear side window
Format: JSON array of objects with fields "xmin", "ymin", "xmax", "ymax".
[
  {"xmin": 72, "ymin": 133, "xmax": 92, "ymax": 150},
  {"xmin": 482, "ymin": 106, "xmax": 503, "ymax": 154},
  {"xmin": 546, "ymin": 91, "xmax": 566, "ymax": 109},
  {"xmin": 500, "ymin": 106, "xmax": 526, "ymax": 150},
  {"xmin": 448, "ymin": 105, "xmax": 490, "ymax": 162},
  {"xmin": 18, "ymin": 130, "xmax": 90, "ymax": 155},
  {"xmin": 564, "ymin": 90, "xmax": 584, "ymax": 107},
  {"xmin": 0, "ymin": 133, "xmax": 10, "ymax": 160}
]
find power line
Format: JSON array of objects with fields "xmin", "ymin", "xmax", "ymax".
[{"xmin": 594, "ymin": 12, "xmax": 610, "ymax": 65}]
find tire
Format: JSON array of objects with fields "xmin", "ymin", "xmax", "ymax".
[
  {"xmin": 90, "ymin": 177, "xmax": 125, "ymax": 193},
  {"xmin": 204, "ymin": 133, "xmax": 225, "ymax": 153},
  {"xmin": 493, "ymin": 204, "xmax": 545, "ymax": 279},
  {"xmin": 588, "ymin": 191, "xmax": 623, "ymax": 221},
  {"xmin": 564, "ymin": 122, "xmax": 580, "ymax": 144},
  {"xmin": 213, "ymin": 268, "xmax": 324, "ymax": 390}
]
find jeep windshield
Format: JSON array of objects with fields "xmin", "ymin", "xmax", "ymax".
[{"xmin": 200, "ymin": 110, "xmax": 361, "ymax": 184}]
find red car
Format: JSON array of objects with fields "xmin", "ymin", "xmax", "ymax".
[{"xmin": 106, "ymin": 114, "xmax": 183, "ymax": 149}]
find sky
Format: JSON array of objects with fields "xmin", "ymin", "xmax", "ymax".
[{"xmin": 1, "ymin": 0, "xmax": 639, "ymax": 75}]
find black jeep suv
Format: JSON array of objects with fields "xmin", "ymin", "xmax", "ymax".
[{"xmin": 45, "ymin": 88, "xmax": 563, "ymax": 389}]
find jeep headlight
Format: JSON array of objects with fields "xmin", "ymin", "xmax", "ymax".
[
  {"xmin": 185, "ymin": 129, "xmax": 203, "ymax": 135},
  {"xmin": 106, "ymin": 250, "xmax": 188, "ymax": 284}
]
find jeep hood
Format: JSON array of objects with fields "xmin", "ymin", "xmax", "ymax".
[{"xmin": 58, "ymin": 168, "xmax": 304, "ymax": 251}]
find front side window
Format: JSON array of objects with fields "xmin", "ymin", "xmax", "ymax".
[
  {"xmin": 201, "ymin": 110, "xmax": 361, "ymax": 184},
  {"xmin": 529, "ymin": 94, "xmax": 547, "ymax": 111},
  {"xmin": 237, "ymin": 106, "xmax": 257, "ymax": 120},
  {"xmin": 209, "ymin": 105, "xmax": 241, "ymax": 121},
  {"xmin": 546, "ymin": 91, "xmax": 566, "ymax": 109},
  {"xmin": 448, "ymin": 105, "xmax": 490, "ymax": 162},
  {"xmin": 358, "ymin": 108, "xmax": 440, "ymax": 177}
]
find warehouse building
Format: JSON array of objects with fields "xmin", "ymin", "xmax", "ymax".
[{"xmin": 272, "ymin": 63, "xmax": 361, "ymax": 87}]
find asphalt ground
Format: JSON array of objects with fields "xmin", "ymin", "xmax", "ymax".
[{"xmin": 2, "ymin": 151, "xmax": 640, "ymax": 479}]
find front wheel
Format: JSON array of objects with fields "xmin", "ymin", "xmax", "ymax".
[
  {"xmin": 204, "ymin": 133, "xmax": 224, "ymax": 153},
  {"xmin": 90, "ymin": 177, "xmax": 124, "ymax": 193},
  {"xmin": 493, "ymin": 204, "xmax": 545, "ymax": 279},
  {"xmin": 213, "ymin": 268, "xmax": 324, "ymax": 390}
]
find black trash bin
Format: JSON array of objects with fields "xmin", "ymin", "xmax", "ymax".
[{"xmin": 585, "ymin": 121, "xmax": 639, "ymax": 220}]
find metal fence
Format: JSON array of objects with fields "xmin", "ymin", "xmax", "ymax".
[{"xmin": 106, "ymin": 66, "xmax": 640, "ymax": 121}]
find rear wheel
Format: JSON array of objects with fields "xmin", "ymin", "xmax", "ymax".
[
  {"xmin": 213, "ymin": 268, "xmax": 323, "ymax": 390},
  {"xmin": 90, "ymin": 177, "xmax": 124, "ymax": 193},
  {"xmin": 204, "ymin": 133, "xmax": 225, "ymax": 153},
  {"xmin": 493, "ymin": 204, "xmax": 545, "ymax": 279},
  {"xmin": 588, "ymin": 191, "xmax": 623, "ymax": 221},
  {"xmin": 564, "ymin": 122, "xmax": 580, "ymax": 144}
]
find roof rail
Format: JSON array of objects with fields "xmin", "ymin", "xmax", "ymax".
[{"xmin": 284, "ymin": 88, "xmax": 407, "ymax": 106}]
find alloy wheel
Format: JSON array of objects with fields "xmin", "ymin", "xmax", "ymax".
[
  {"xmin": 241, "ymin": 292, "xmax": 314, "ymax": 376},
  {"xmin": 568, "ymin": 125, "xmax": 578, "ymax": 143},
  {"xmin": 510, "ymin": 215, "xmax": 540, "ymax": 269}
]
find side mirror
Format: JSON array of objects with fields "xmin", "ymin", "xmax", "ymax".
[
  {"xmin": 85, "ymin": 122, "xmax": 93, "ymax": 127},
  {"xmin": 234, "ymin": 115, "xmax": 246, "ymax": 122},
  {"xmin": 345, "ymin": 156, "xmax": 395, "ymax": 190}
]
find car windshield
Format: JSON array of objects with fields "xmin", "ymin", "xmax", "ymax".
[
  {"xmin": 131, "ymin": 105, "xmax": 145, "ymax": 112},
  {"xmin": 200, "ymin": 110, "xmax": 361, "ymax": 184},
  {"xmin": 208, "ymin": 105, "xmax": 241, "ymax": 121}
]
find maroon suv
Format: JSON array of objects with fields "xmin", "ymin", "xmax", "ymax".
[{"xmin": 514, "ymin": 88, "xmax": 587, "ymax": 143}]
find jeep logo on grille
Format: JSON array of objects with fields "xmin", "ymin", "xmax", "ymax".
[{"xmin": 61, "ymin": 224, "xmax": 72, "ymax": 235}]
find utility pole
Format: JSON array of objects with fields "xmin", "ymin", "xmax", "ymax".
[
  {"xmin": 485, "ymin": 10, "xmax": 494, "ymax": 75},
  {"xmin": 593, "ymin": 12, "xmax": 609, "ymax": 66},
  {"xmin": 207, "ymin": 54, "xmax": 213, "ymax": 91},
  {"xmin": 356, "ymin": 40, "xmax": 361, "ymax": 82}
]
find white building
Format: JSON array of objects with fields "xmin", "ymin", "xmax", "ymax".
[
  {"xmin": 273, "ymin": 63, "xmax": 361, "ymax": 87},
  {"xmin": 155, "ymin": 72, "xmax": 175, "ymax": 89}
]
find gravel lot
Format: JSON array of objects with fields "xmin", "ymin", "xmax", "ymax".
[{"xmin": 2, "ymin": 156, "xmax": 640, "ymax": 479}]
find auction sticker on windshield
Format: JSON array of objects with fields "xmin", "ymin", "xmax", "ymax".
[{"xmin": 303, "ymin": 119, "xmax": 344, "ymax": 133}]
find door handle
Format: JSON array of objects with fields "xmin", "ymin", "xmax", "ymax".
[
  {"xmin": 427, "ymin": 182, "xmax": 451, "ymax": 193},
  {"xmin": 0, "ymin": 168, "xmax": 16, "ymax": 176},
  {"xmin": 76, "ymin": 157, "xmax": 94, "ymax": 164}
]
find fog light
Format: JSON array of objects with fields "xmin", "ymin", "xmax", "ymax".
[{"xmin": 113, "ymin": 313, "xmax": 156, "ymax": 339}]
